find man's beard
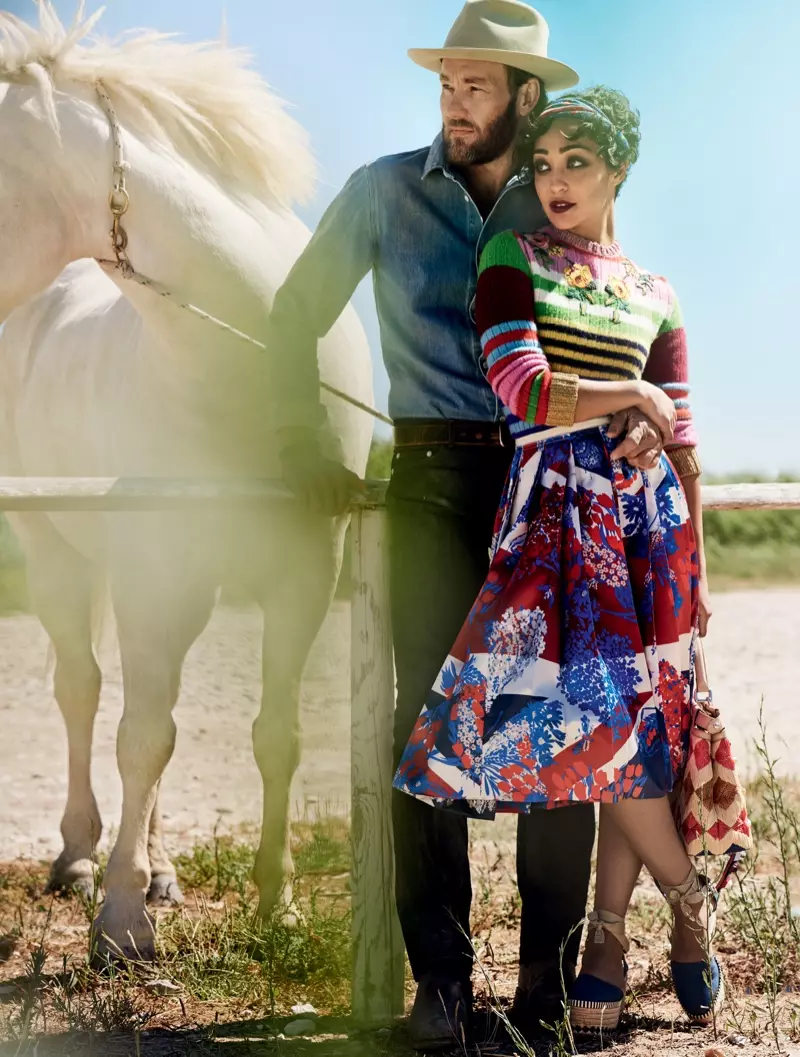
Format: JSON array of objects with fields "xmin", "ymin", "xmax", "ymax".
[{"xmin": 443, "ymin": 96, "xmax": 519, "ymax": 167}]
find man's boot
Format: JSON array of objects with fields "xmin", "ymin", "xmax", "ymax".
[
  {"xmin": 510, "ymin": 961, "xmax": 575, "ymax": 1038},
  {"xmin": 407, "ymin": 974, "xmax": 473, "ymax": 1051}
]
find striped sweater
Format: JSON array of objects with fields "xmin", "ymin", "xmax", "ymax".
[{"xmin": 477, "ymin": 225, "xmax": 700, "ymax": 477}]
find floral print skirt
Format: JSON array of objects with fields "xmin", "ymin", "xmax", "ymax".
[{"xmin": 393, "ymin": 424, "xmax": 699, "ymax": 819}]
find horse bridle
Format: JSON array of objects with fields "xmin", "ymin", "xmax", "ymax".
[{"xmin": 92, "ymin": 80, "xmax": 392, "ymax": 427}]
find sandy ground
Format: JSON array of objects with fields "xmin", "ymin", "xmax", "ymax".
[{"xmin": 2, "ymin": 590, "xmax": 800, "ymax": 861}]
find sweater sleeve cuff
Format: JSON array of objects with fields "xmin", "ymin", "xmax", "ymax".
[
  {"xmin": 544, "ymin": 373, "xmax": 580, "ymax": 427},
  {"xmin": 668, "ymin": 445, "xmax": 702, "ymax": 478}
]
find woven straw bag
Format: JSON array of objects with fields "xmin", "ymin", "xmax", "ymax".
[{"xmin": 675, "ymin": 640, "xmax": 753, "ymax": 869}]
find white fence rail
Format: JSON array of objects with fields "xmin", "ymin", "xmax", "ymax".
[
  {"xmin": 0, "ymin": 477, "xmax": 799, "ymax": 511},
  {"xmin": 0, "ymin": 476, "xmax": 798, "ymax": 1025}
]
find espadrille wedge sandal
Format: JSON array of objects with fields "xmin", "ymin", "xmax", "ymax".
[
  {"xmin": 568, "ymin": 910, "xmax": 629, "ymax": 1033},
  {"xmin": 657, "ymin": 865, "xmax": 724, "ymax": 1026}
]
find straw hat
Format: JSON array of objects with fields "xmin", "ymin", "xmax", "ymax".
[{"xmin": 409, "ymin": 0, "xmax": 579, "ymax": 91}]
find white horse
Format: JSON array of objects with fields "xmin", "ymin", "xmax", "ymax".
[{"xmin": 0, "ymin": 4, "xmax": 372, "ymax": 959}]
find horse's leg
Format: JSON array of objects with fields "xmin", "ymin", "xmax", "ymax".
[
  {"xmin": 253, "ymin": 515, "xmax": 345, "ymax": 920},
  {"xmin": 93, "ymin": 546, "xmax": 215, "ymax": 962},
  {"xmin": 145, "ymin": 781, "xmax": 184, "ymax": 907},
  {"xmin": 11, "ymin": 513, "xmax": 103, "ymax": 900}
]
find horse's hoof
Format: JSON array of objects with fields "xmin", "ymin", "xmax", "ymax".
[
  {"xmin": 256, "ymin": 896, "xmax": 305, "ymax": 930},
  {"xmin": 46, "ymin": 859, "xmax": 102, "ymax": 904},
  {"xmin": 91, "ymin": 908, "xmax": 157, "ymax": 966},
  {"xmin": 91, "ymin": 940, "xmax": 156, "ymax": 971},
  {"xmin": 46, "ymin": 875, "xmax": 98, "ymax": 903},
  {"xmin": 281, "ymin": 903, "xmax": 306, "ymax": 930},
  {"xmin": 146, "ymin": 874, "xmax": 184, "ymax": 908},
  {"xmin": 91, "ymin": 935, "xmax": 157, "ymax": 968}
]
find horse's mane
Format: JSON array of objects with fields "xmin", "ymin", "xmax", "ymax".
[{"xmin": 0, "ymin": 2, "xmax": 316, "ymax": 205}]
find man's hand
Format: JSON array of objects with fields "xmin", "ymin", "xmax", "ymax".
[
  {"xmin": 278, "ymin": 431, "xmax": 365, "ymax": 516},
  {"xmin": 607, "ymin": 408, "xmax": 664, "ymax": 470}
]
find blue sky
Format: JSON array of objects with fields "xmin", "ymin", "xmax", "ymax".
[{"xmin": 15, "ymin": 0, "xmax": 799, "ymax": 474}]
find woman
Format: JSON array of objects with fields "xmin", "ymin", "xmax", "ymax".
[{"xmin": 393, "ymin": 86, "xmax": 747, "ymax": 1031}]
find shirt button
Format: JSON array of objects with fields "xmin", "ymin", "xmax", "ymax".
[{"xmin": 463, "ymin": 193, "xmax": 470, "ymax": 202}]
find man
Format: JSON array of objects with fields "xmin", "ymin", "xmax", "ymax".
[{"xmin": 271, "ymin": 1, "xmax": 663, "ymax": 1047}]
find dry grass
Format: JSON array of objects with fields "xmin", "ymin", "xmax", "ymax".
[
  {"xmin": 3, "ymin": 725, "xmax": 800, "ymax": 1056},
  {"xmin": 0, "ymin": 818, "xmax": 357, "ymax": 1056}
]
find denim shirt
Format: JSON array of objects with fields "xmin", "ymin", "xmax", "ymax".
[{"xmin": 270, "ymin": 134, "xmax": 546, "ymax": 428}]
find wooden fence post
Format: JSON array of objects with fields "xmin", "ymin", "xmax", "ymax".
[{"xmin": 350, "ymin": 506, "xmax": 405, "ymax": 1026}]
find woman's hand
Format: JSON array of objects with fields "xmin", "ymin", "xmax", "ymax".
[
  {"xmin": 697, "ymin": 573, "xmax": 713, "ymax": 637},
  {"xmin": 632, "ymin": 381, "xmax": 677, "ymax": 444}
]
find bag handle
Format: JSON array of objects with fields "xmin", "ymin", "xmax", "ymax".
[
  {"xmin": 694, "ymin": 637, "xmax": 711, "ymax": 697},
  {"xmin": 694, "ymin": 637, "xmax": 720, "ymax": 723}
]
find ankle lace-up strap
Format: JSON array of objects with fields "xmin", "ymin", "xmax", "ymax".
[
  {"xmin": 656, "ymin": 865, "xmax": 719, "ymax": 939},
  {"xmin": 657, "ymin": 865, "xmax": 718, "ymax": 909},
  {"xmin": 587, "ymin": 910, "xmax": 630, "ymax": 953}
]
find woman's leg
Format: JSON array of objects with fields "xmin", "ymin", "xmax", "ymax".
[
  {"xmin": 602, "ymin": 796, "xmax": 708, "ymax": 963},
  {"xmin": 571, "ymin": 794, "xmax": 720, "ymax": 1031},
  {"xmin": 577, "ymin": 806, "xmax": 642, "ymax": 988}
]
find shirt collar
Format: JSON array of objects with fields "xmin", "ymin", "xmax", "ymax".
[
  {"xmin": 422, "ymin": 133, "xmax": 532, "ymax": 189},
  {"xmin": 422, "ymin": 134, "xmax": 448, "ymax": 179}
]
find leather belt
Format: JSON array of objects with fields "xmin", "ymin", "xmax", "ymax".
[{"xmin": 394, "ymin": 419, "xmax": 511, "ymax": 448}]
